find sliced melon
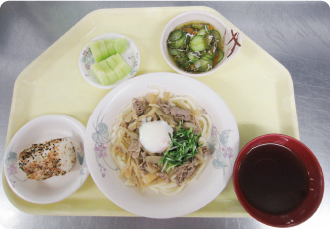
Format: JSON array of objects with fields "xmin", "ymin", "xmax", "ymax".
[
  {"xmin": 97, "ymin": 40, "xmax": 109, "ymax": 60},
  {"xmin": 99, "ymin": 60, "xmax": 118, "ymax": 84},
  {"xmin": 89, "ymin": 41, "xmax": 103, "ymax": 62},
  {"xmin": 104, "ymin": 39, "xmax": 117, "ymax": 56},
  {"xmin": 106, "ymin": 56, "xmax": 126, "ymax": 79},
  {"xmin": 90, "ymin": 63, "xmax": 111, "ymax": 85},
  {"xmin": 112, "ymin": 53, "xmax": 132, "ymax": 75},
  {"xmin": 114, "ymin": 38, "xmax": 127, "ymax": 54}
]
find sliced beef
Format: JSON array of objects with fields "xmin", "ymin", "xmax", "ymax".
[
  {"xmin": 138, "ymin": 162, "xmax": 160, "ymax": 175},
  {"xmin": 170, "ymin": 107, "xmax": 192, "ymax": 122},
  {"xmin": 157, "ymin": 172, "xmax": 171, "ymax": 183},
  {"xmin": 133, "ymin": 99, "xmax": 146, "ymax": 116},
  {"xmin": 128, "ymin": 140, "xmax": 141, "ymax": 159},
  {"xmin": 175, "ymin": 163, "xmax": 196, "ymax": 186},
  {"xmin": 158, "ymin": 101, "xmax": 171, "ymax": 115},
  {"xmin": 158, "ymin": 101, "xmax": 192, "ymax": 121},
  {"xmin": 192, "ymin": 117, "xmax": 202, "ymax": 135},
  {"xmin": 138, "ymin": 162, "xmax": 148, "ymax": 175},
  {"xmin": 199, "ymin": 145, "xmax": 212, "ymax": 157},
  {"xmin": 140, "ymin": 151, "xmax": 147, "ymax": 161}
]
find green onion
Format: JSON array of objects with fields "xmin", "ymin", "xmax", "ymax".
[{"xmin": 159, "ymin": 124, "xmax": 202, "ymax": 172}]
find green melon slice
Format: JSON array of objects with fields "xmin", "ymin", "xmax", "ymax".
[
  {"xmin": 89, "ymin": 41, "xmax": 103, "ymax": 62},
  {"xmin": 97, "ymin": 40, "xmax": 109, "ymax": 60},
  {"xmin": 99, "ymin": 60, "xmax": 118, "ymax": 84},
  {"xmin": 114, "ymin": 38, "xmax": 127, "ymax": 54},
  {"xmin": 112, "ymin": 53, "xmax": 132, "ymax": 75},
  {"xmin": 104, "ymin": 39, "xmax": 117, "ymax": 56},
  {"xmin": 106, "ymin": 56, "xmax": 125, "ymax": 79},
  {"xmin": 90, "ymin": 63, "xmax": 111, "ymax": 85}
]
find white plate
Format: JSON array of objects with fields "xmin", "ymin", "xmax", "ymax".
[
  {"xmin": 84, "ymin": 72, "xmax": 240, "ymax": 218},
  {"xmin": 78, "ymin": 33, "xmax": 140, "ymax": 89},
  {"xmin": 4, "ymin": 115, "xmax": 89, "ymax": 204}
]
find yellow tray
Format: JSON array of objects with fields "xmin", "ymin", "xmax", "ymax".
[{"xmin": 2, "ymin": 6, "xmax": 299, "ymax": 217}]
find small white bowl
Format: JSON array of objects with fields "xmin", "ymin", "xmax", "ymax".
[
  {"xmin": 79, "ymin": 33, "xmax": 140, "ymax": 89},
  {"xmin": 160, "ymin": 10, "xmax": 243, "ymax": 77},
  {"xmin": 4, "ymin": 115, "xmax": 89, "ymax": 204},
  {"xmin": 85, "ymin": 72, "xmax": 240, "ymax": 218}
]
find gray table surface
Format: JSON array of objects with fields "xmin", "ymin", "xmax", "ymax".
[{"xmin": 0, "ymin": 1, "xmax": 329, "ymax": 229}]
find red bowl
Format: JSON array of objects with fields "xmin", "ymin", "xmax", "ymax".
[{"xmin": 233, "ymin": 134, "xmax": 324, "ymax": 227}]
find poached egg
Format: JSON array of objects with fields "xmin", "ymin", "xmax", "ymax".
[{"xmin": 139, "ymin": 120, "xmax": 173, "ymax": 153}]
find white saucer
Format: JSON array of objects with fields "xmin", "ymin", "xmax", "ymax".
[
  {"xmin": 4, "ymin": 115, "xmax": 89, "ymax": 204},
  {"xmin": 78, "ymin": 33, "xmax": 140, "ymax": 89}
]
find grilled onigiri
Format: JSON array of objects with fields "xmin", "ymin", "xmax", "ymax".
[{"xmin": 18, "ymin": 138, "xmax": 76, "ymax": 180}]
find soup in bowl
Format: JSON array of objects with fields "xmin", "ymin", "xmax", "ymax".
[
  {"xmin": 233, "ymin": 134, "xmax": 324, "ymax": 227},
  {"xmin": 160, "ymin": 10, "xmax": 242, "ymax": 77}
]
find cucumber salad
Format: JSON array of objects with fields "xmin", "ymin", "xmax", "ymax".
[{"xmin": 167, "ymin": 22, "xmax": 224, "ymax": 73}]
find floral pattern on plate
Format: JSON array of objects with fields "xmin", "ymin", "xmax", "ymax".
[
  {"xmin": 80, "ymin": 48, "xmax": 94, "ymax": 78},
  {"xmin": 207, "ymin": 127, "xmax": 234, "ymax": 175},
  {"xmin": 67, "ymin": 131, "xmax": 89, "ymax": 185},
  {"xmin": 92, "ymin": 111, "xmax": 118, "ymax": 178},
  {"xmin": 5, "ymin": 145, "xmax": 28, "ymax": 188}
]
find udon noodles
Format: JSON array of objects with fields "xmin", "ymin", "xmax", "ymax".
[{"xmin": 110, "ymin": 86, "xmax": 212, "ymax": 195}]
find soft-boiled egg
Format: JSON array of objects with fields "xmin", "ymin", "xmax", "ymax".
[{"xmin": 139, "ymin": 120, "xmax": 173, "ymax": 153}]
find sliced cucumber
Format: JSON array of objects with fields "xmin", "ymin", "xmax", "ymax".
[
  {"xmin": 168, "ymin": 33, "xmax": 186, "ymax": 49},
  {"xmin": 190, "ymin": 35, "xmax": 206, "ymax": 51},
  {"xmin": 90, "ymin": 63, "xmax": 111, "ymax": 85},
  {"xmin": 168, "ymin": 30, "xmax": 183, "ymax": 41},
  {"xmin": 97, "ymin": 40, "xmax": 110, "ymax": 60},
  {"xmin": 104, "ymin": 39, "xmax": 117, "ymax": 56},
  {"xmin": 112, "ymin": 53, "xmax": 132, "ymax": 76},
  {"xmin": 190, "ymin": 43, "xmax": 206, "ymax": 51},
  {"xmin": 106, "ymin": 56, "xmax": 125, "ymax": 79},
  {"xmin": 98, "ymin": 60, "xmax": 118, "ymax": 84},
  {"xmin": 194, "ymin": 59, "xmax": 213, "ymax": 72},
  {"xmin": 197, "ymin": 29, "xmax": 208, "ymax": 36},
  {"xmin": 114, "ymin": 38, "xmax": 127, "ymax": 54},
  {"xmin": 187, "ymin": 51, "xmax": 200, "ymax": 61},
  {"xmin": 202, "ymin": 51, "xmax": 216, "ymax": 60},
  {"xmin": 174, "ymin": 56, "xmax": 189, "ymax": 65},
  {"xmin": 168, "ymin": 48, "xmax": 181, "ymax": 56},
  {"xmin": 182, "ymin": 60, "xmax": 194, "ymax": 69},
  {"xmin": 191, "ymin": 23, "xmax": 204, "ymax": 29},
  {"xmin": 210, "ymin": 30, "xmax": 221, "ymax": 42},
  {"xmin": 89, "ymin": 41, "xmax": 103, "ymax": 62},
  {"xmin": 190, "ymin": 35, "xmax": 205, "ymax": 46},
  {"xmin": 168, "ymin": 40, "xmax": 181, "ymax": 49},
  {"xmin": 216, "ymin": 49, "xmax": 224, "ymax": 64}
]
